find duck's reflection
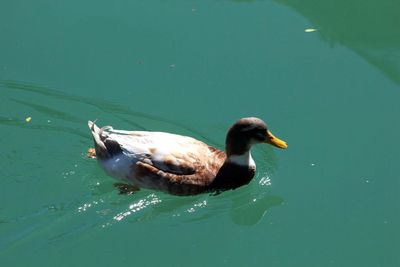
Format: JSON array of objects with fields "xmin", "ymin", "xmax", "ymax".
[
  {"xmin": 104, "ymin": 168, "xmax": 283, "ymax": 226},
  {"xmin": 230, "ymin": 194, "xmax": 283, "ymax": 225},
  {"xmin": 105, "ymin": 186, "xmax": 283, "ymax": 226}
]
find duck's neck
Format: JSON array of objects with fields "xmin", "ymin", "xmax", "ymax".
[
  {"xmin": 211, "ymin": 151, "xmax": 256, "ymax": 190},
  {"xmin": 227, "ymin": 151, "xmax": 256, "ymax": 169}
]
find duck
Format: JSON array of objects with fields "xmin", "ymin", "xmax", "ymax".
[{"xmin": 88, "ymin": 117, "xmax": 287, "ymax": 196}]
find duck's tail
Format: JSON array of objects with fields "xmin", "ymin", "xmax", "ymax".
[{"xmin": 88, "ymin": 121, "xmax": 122, "ymax": 159}]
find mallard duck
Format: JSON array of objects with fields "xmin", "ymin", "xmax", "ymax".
[{"xmin": 88, "ymin": 117, "xmax": 287, "ymax": 195}]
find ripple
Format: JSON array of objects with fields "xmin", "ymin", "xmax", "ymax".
[
  {"xmin": 112, "ymin": 193, "xmax": 162, "ymax": 222},
  {"xmin": 0, "ymin": 79, "xmax": 220, "ymax": 146}
]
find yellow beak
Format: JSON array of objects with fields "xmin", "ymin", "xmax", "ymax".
[{"xmin": 265, "ymin": 130, "xmax": 288, "ymax": 149}]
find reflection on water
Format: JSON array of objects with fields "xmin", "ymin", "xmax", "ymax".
[
  {"xmin": 104, "ymin": 180, "xmax": 282, "ymax": 226},
  {"xmin": 273, "ymin": 0, "xmax": 400, "ymax": 84},
  {"xmin": 0, "ymin": 80, "xmax": 284, "ymax": 252},
  {"xmin": 232, "ymin": 0, "xmax": 400, "ymax": 84},
  {"xmin": 0, "ymin": 178, "xmax": 282, "ymax": 251}
]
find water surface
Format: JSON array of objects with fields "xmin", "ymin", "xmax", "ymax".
[{"xmin": 1, "ymin": 1, "xmax": 399, "ymax": 266}]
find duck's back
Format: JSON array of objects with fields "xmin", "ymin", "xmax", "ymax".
[{"xmin": 109, "ymin": 130, "xmax": 221, "ymax": 174}]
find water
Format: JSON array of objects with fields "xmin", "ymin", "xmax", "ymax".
[{"xmin": 1, "ymin": 1, "xmax": 399, "ymax": 266}]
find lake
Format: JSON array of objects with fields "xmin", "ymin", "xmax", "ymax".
[{"xmin": 1, "ymin": 0, "xmax": 399, "ymax": 266}]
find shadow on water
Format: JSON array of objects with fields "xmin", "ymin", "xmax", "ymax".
[
  {"xmin": 234, "ymin": 0, "xmax": 400, "ymax": 85},
  {"xmin": 0, "ymin": 80, "xmax": 284, "ymax": 253}
]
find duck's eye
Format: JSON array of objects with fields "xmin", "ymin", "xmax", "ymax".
[{"xmin": 254, "ymin": 130, "xmax": 266, "ymax": 141}]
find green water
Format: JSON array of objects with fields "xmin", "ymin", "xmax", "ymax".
[{"xmin": 1, "ymin": 0, "xmax": 399, "ymax": 266}]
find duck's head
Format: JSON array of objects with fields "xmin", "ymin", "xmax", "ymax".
[{"xmin": 225, "ymin": 117, "xmax": 288, "ymax": 157}]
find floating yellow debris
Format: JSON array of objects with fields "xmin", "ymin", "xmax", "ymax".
[
  {"xmin": 25, "ymin": 116, "xmax": 32, "ymax": 122},
  {"xmin": 305, "ymin": 28, "xmax": 317, "ymax": 33}
]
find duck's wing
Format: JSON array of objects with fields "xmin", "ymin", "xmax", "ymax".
[{"xmin": 106, "ymin": 129, "xmax": 226, "ymax": 178}]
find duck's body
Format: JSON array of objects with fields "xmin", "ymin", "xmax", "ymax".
[{"xmin": 88, "ymin": 118, "xmax": 287, "ymax": 196}]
